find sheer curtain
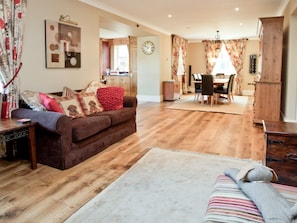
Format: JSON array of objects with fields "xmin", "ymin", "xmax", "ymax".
[
  {"xmin": 0, "ymin": 0, "xmax": 27, "ymax": 118},
  {"xmin": 223, "ymin": 39, "xmax": 248, "ymax": 95}
]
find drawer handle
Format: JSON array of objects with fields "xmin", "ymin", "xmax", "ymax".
[
  {"xmin": 267, "ymin": 139, "xmax": 284, "ymax": 145},
  {"xmin": 266, "ymin": 157, "xmax": 282, "ymax": 162},
  {"xmin": 286, "ymin": 153, "xmax": 297, "ymax": 161}
]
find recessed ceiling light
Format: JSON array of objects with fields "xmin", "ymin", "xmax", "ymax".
[
  {"xmin": 235, "ymin": 7, "xmax": 239, "ymax": 11},
  {"xmin": 240, "ymin": 22, "xmax": 243, "ymax": 26},
  {"xmin": 168, "ymin": 14, "xmax": 172, "ymax": 18}
]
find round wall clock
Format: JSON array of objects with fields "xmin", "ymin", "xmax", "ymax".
[{"xmin": 142, "ymin": 40, "xmax": 155, "ymax": 55}]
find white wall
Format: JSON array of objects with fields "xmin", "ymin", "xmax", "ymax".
[
  {"xmin": 20, "ymin": 0, "xmax": 102, "ymax": 92},
  {"xmin": 137, "ymin": 36, "xmax": 172, "ymax": 102},
  {"xmin": 283, "ymin": 13, "xmax": 297, "ymax": 121},
  {"xmin": 282, "ymin": 0, "xmax": 297, "ymax": 122},
  {"xmin": 137, "ymin": 37, "xmax": 161, "ymax": 102}
]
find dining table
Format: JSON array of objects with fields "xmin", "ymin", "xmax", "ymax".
[{"xmin": 192, "ymin": 78, "xmax": 230, "ymax": 104}]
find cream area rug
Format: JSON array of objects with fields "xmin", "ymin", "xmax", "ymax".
[
  {"xmin": 166, "ymin": 95, "xmax": 248, "ymax": 115},
  {"xmin": 65, "ymin": 148, "xmax": 260, "ymax": 223}
]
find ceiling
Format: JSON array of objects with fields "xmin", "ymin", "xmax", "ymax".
[{"xmin": 80, "ymin": 0, "xmax": 288, "ymax": 41}]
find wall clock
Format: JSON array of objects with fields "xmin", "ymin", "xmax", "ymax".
[{"xmin": 142, "ymin": 40, "xmax": 155, "ymax": 55}]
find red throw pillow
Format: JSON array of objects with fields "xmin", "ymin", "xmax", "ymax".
[
  {"xmin": 39, "ymin": 92, "xmax": 64, "ymax": 113},
  {"xmin": 97, "ymin": 87, "xmax": 124, "ymax": 111}
]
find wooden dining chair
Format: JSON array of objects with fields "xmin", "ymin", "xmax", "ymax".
[
  {"xmin": 230, "ymin": 74, "xmax": 235, "ymax": 100},
  {"xmin": 192, "ymin": 74, "xmax": 202, "ymax": 101},
  {"xmin": 201, "ymin": 74, "xmax": 214, "ymax": 106},
  {"xmin": 215, "ymin": 73, "xmax": 225, "ymax": 79},
  {"xmin": 214, "ymin": 74, "xmax": 235, "ymax": 103}
]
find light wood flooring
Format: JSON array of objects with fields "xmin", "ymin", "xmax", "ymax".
[{"xmin": 0, "ymin": 94, "xmax": 265, "ymax": 223}]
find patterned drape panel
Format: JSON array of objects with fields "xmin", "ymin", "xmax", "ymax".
[
  {"xmin": 0, "ymin": 0, "xmax": 27, "ymax": 118},
  {"xmin": 202, "ymin": 40, "xmax": 222, "ymax": 74},
  {"xmin": 223, "ymin": 39, "xmax": 248, "ymax": 95},
  {"xmin": 171, "ymin": 35, "xmax": 187, "ymax": 82}
]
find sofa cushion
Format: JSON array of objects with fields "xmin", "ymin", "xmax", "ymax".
[
  {"xmin": 76, "ymin": 92, "xmax": 104, "ymax": 115},
  {"xmin": 39, "ymin": 92, "xmax": 64, "ymax": 113},
  {"xmin": 72, "ymin": 115, "xmax": 111, "ymax": 142},
  {"xmin": 21, "ymin": 90, "xmax": 46, "ymax": 111},
  {"xmin": 55, "ymin": 95, "xmax": 85, "ymax": 118},
  {"xmin": 97, "ymin": 87, "xmax": 124, "ymax": 111},
  {"xmin": 92, "ymin": 107, "xmax": 136, "ymax": 126}
]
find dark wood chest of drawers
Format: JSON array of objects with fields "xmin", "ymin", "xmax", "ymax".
[{"xmin": 263, "ymin": 120, "xmax": 297, "ymax": 187}]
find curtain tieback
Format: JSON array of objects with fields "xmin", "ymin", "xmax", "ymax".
[{"xmin": 3, "ymin": 62, "xmax": 23, "ymax": 89}]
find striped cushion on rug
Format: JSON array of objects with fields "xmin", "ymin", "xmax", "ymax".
[{"xmin": 203, "ymin": 175, "xmax": 297, "ymax": 223}]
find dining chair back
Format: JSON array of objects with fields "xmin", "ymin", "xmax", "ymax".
[
  {"xmin": 202, "ymin": 74, "xmax": 214, "ymax": 95},
  {"xmin": 192, "ymin": 73, "xmax": 198, "ymax": 81},
  {"xmin": 230, "ymin": 74, "xmax": 235, "ymax": 100},
  {"xmin": 192, "ymin": 73, "xmax": 202, "ymax": 81},
  {"xmin": 201, "ymin": 74, "xmax": 214, "ymax": 106},
  {"xmin": 215, "ymin": 73, "xmax": 225, "ymax": 79}
]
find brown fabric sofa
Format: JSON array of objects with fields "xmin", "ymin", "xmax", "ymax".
[{"xmin": 11, "ymin": 96, "xmax": 137, "ymax": 170}]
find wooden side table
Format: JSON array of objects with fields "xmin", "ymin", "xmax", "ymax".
[
  {"xmin": 163, "ymin": 80, "xmax": 180, "ymax": 101},
  {"xmin": 263, "ymin": 120, "xmax": 297, "ymax": 186},
  {"xmin": 0, "ymin": 119, "xmax": 37, "ymax": 169}
]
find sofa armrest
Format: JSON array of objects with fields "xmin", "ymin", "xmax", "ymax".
[
  {"xmin": 123, "ymin": 96, "xmax": 137, "ymax": 108},
  {"xmin": 11, "ymin": 108, "xmax": 72, "ymax": 134}
]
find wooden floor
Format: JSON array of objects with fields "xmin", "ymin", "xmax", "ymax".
[{"xmin": 0, "ymin": 94, "xmax": 265, "ymax": 223}]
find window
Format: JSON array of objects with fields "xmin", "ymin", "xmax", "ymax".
[
  {"xmin": 112, "ymin": 45, "xmax": 129, "ymax": 72},
  {"xmin": 212, "ymin": 44, "xmax": 236, "ymax": 75}
]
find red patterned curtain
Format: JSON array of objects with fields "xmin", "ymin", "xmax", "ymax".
[
  {"xmin": 202, "ymin": 40, "xmax": 222, "ymax": 74},
  {"xmin": 223, "ymin": 39, "xmax": 248, "ymax": 95},
  {"xmin": 0, "ymin": 0, "xmax": 27, "ymax": 118},
  {"xmin": 171, "ymin": 35, "xmax": 187, "ymax": 83}
]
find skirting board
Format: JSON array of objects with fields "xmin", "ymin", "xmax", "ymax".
[{"xmin": 137, "ymin": 95, "xmax": 162, "ymax": 102}]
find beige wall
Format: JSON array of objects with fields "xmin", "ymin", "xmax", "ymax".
[
  {"xmin": 21, "ymin": 0, "xmax": 171, "ymax": 102},
  {"xmin": 187, "ymin": 42, "xmax": 206, "ymax": 75},
  {"xmin": 186, "ymin": 40, "xmax": 259, "ymax": 95},
  {"xmin": 21, "ymin": 0, "xmax": 101, "ymax": 92}
]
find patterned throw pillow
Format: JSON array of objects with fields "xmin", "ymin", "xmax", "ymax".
[
  {"xmin": 39, "ymin": 92, "xmax": 64, "ymax": 113},
  {"xmin": 62, "ymin": 86, "xmax": 78, "ymax": 96},
  {"xmin": 97, "ymin": 87, "xmax": 124, "ymax": 111},
  {"xmin": 81, "ymin": 80, "xmax": 106, "ymax": 94},
  {"xmin": 55, "ymin": 95, "xmax": 85, "ymax": 118},
  {"xmin": 76, "ymin": 92, "xmax": 104, "ymax": 115},
  {"xmin": 21, "ymin": 90, "xmax": 46, "ymax": 111}
]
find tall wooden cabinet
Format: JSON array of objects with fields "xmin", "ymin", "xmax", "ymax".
[
  {"xmin": 129, "ymin": 36, "xmax": 137, "ymax": 96},
  {"xmin": 253, "ymin": 16, "xmax": 284, "ymax": 124}
]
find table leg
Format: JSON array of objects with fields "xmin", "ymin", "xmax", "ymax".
[{"xmin": 27, "ymin": 125, "xmax": 37, "ymax": 169}]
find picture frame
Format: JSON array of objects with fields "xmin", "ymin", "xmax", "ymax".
[{"xmin": 44, "ymin": 20, "xmax": 81, "ymax": 68}]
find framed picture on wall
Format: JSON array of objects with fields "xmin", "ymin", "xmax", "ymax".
[{"xmin": 44, "ymin": 20, "xmax": 81, "ymax": 68}]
